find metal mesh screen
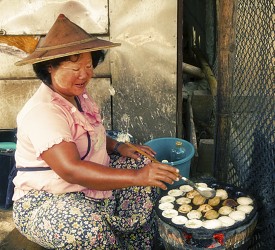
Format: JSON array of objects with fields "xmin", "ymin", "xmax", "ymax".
[{"xmin": 226, "ymin": 0, "xmax": 274, "ymax": 248}]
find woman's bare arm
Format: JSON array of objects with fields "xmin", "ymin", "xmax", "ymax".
[{"xmin": 41, "ymin": 141, "xmax": 179, "ymax": 190}]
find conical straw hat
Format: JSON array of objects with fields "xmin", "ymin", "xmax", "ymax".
[{"xmin": 15, "ymin": 14, "xmax": 120, "ymax": 66}]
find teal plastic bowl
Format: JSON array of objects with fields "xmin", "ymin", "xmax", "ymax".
[{"xmin": 145, "ymin": 137, "xmax": 195, "ymax": 185}]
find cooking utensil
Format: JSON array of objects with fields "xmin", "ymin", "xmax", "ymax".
[{"xmin": 181, "ymin": 176, "xmax": 216, "ymax": 198}]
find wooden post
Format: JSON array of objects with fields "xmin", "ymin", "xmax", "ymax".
[
  {"xmin": 177, "ymin": 0, "xmax": 184, "ymax": 138},
  {"xmin": 214, "ymin": 0, "xmax": 237, "ymax": 181}
]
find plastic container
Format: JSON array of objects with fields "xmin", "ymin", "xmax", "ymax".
[
  {"xmin": 0, "ymin": 129, "xmax": 17, "ymax": 209},
  {"xmin": 0, "ymin": 149, "xmax": 15, "ymax": 208},
  {"xmin": 145, "ymin": 137, "xmax": 195, "ymax": 186},
  {"xmin": 171, "ymin": 141, "xmax": 186, "ymax": 162}
]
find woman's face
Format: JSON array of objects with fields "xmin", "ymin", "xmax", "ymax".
[{"xmin": 49, "ymin": 52, "xmax": 93, "ymax": 101}]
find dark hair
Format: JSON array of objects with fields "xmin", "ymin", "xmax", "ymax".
[{"xmin": 33, "ymin": 50, "xmax": 106, "ymax": 85}]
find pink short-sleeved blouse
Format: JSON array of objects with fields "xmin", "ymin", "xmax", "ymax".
[{"xmin": 13, "ymin": 83, "xmax": 112, "ymax": 201}]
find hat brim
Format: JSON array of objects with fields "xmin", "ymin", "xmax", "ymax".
[{"xmin": 15, "ymin": 38, "xmax": 120, "ymax": 66}]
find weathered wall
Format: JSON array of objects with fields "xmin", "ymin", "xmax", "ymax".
[
  {"xmin": 0, "ymin": 0, "xmax": 112, "ymax": 129},
  {"xmin": 0, "ymin": 0, "xmax": 178, "ymax": 143},
  {"xmin": 109, "ymin": 0, "xmax": 178, "ymax": 142}
]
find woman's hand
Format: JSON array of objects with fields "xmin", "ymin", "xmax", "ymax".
[
  {"xmin": 115, "ymin": 142, "xmax": 180, "ymax": 190},
  {"xmin": 136, "ymin": 162, "xmax": 179, "ymax": 190},
  {"xmin": 117, "ymin": 143, "xmax": 156, "ymax": 161}
]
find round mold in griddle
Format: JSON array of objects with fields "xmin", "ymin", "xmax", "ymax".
[{"xmin": 155, "ymin": 181, "xmax": 258, "ymax": 239}]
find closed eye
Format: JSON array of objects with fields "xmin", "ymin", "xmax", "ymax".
[
  {"xmin": 61, "ymin": 63, "xmax": 92, "ymax": 71},
  {"xmin": 72, "ymin": 68, "xmax": 80, "ymax": 71}
]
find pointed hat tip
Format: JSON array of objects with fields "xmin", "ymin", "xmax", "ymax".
[{"xmin": 58, "ymin": 14, "xmax": 66, "ymax": 19}]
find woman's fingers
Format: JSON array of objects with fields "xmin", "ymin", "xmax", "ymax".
[
  {"xmin": 138, "ymin": 145, "xmax": 156, "ymax": 156},
  {"xmin": 152, "ymin": 173, "xmax": 177, "ymax": 190},
  {"xmin": 155, "ymin": 169, "xmax": 180, "ymax": 188},
  {"xmin": 140, "ymin": 163, "xmax": 180, "ymax": 190},
  {"xmin": 121, "ymin": 143, "xmax": 156, "ymax": 161},
  {"xmin": 154, "ymin": 180, "xmax": 170, "ymax": 190},
  {"xmin": 157, "ymin": 163, "xmax": 179, "ymax": 176}
]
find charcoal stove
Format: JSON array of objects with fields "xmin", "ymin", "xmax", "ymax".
[{"xmin": 155, "ymin": 181, "xmax": 258, "ymax": 249}]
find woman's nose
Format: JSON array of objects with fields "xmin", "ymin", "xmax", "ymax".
[{"xmin": 78, "ymin": 67, "xmax": 92, "ymax": 79}]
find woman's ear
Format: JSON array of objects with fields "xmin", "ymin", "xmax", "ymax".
[{"xmin": 48, "ymin": 66, "xmax": 52, "ymax": 73}]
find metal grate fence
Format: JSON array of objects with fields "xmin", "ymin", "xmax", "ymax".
[{"xmin": 226, "ymin": 0, "xmax": 274, "ymax": 248}]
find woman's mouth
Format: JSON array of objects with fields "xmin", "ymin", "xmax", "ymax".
[{"xmin": 75, "ymin": 83, "xmax": 85, "ymax": 88}]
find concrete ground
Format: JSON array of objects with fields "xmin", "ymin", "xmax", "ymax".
[
  {"xmin": 0, "ymin": 209, "xmax": 14, "ymax": 246},
  {"xmin": 0, "ymin": 208, "xmax": 45, "ymax": 250},
  {"xmin": 0, "ymin": 207, "xmax": 164, "ymax": 250}
]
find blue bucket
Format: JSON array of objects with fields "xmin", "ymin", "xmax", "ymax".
[{"xmin": 145, "ymin": 137, "xmax": 195, "ymax": 186}]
